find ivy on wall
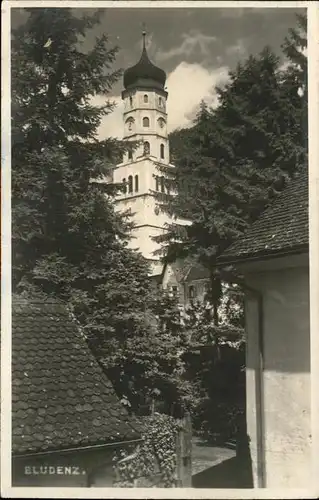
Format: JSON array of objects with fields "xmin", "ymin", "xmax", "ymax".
[{"xmin": 113, "ymin": 413, "xmax": 182, "ymax": 487}]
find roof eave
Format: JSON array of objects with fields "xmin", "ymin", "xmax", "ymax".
[
  {"xmin": 13, "ymin": 437, "xmax": 143, "ymax": 459},
  {"xmin": 216, "ymin": 243, "xmax": 309, "ymax": 267}
]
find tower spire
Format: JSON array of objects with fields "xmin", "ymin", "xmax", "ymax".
[{"xmin": 142, "ymin": 22, "xmax": 146, "ymax": 50}]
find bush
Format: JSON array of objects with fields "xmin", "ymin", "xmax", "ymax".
[
  {"xmin": 184, "ymin": 341, "xmax": 246, "ymax": 442},
  {"xmin": 113, "ymin": 413, "xmax": 181, "ymax": 487}
]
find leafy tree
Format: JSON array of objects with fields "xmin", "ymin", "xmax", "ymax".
[
  {"xmin": 181, "ymin": 295, "xmax": 245, "ymax": 442},
  {"xmin": 113, "ymin": 289, "xmax": 196, "ymax": 416}
]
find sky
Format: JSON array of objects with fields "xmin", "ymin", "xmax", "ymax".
[{"xmin": 11, "ymin": 6, "xmax": 305, "ymax": 139}]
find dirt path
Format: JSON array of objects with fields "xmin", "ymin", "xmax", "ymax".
[
  {"xmin": 191, "ymin": 436, "xmax": 235, "ymax": 476},
  {"xmin": 191, "ymin": 436, "xmax": 253, "ymax": 488}
]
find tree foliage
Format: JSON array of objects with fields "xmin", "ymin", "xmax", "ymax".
[
  {"xmin": 12, "ymin": 8, "xmax": 175, "ymax": 406},
  {"xmin": 155, "ymin": 14, "xmax": 307, "ymax": 323},
  {"xmin": 12, "ymin": 9, "xmax": 202, "ymax": 414},
  {"xmin": 113, "ymin": 413, "xmax": 181, "ymax": 487},
  {"xmin": 111, "ymin": 289, "xmax": 197, "ymax": 416}
]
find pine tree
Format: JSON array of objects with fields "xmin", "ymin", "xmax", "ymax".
[
  {"xmin": 11, "ymin": 7, "xmax": 153, "ymax": 378},
  {"xmin": 281, "ymin": 13, "xmax": 307, "ymax": 89},
  {"xmin": 155, "ymin": 15, "xmax": 307, "ymax": 324},
  {"xmin": 281, "ymin": 12, "xmax": 307, "ymax": 153},
  {"xmin": 11, "ymin": 8, "xmax": 197, "ymax": 411}
]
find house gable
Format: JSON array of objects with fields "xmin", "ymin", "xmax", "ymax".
[{"xmin": 12, "ymin": 294, "xmax": 141, "ymax": 456}]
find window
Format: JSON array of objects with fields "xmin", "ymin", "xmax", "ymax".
[
  {"xmin": 129, "ymin": 96, "xmax": 133, "ymax": 107},
  {"xmin": 122, "ymin": 178, "xmax": 127, "ymax": 194},
  {"xmin": 188, "ymin": 285, "xmax": 196, "ymax": 299},
  {"xmin": 160, "ymin": 176, "xmax": 165, "ymax": 193},
  {"xmin": 159, "ymin": 97, "xmax": 163, "ymax": 107},
  {"xmin": 128, "ymin": 175, "xmax": 133, "ymax": 193},
  {"xmin": 160, "ymin": 144, "xmax": 165, "ymax": 159},
  {"xmin": 158, "ymin": 118, "xmax": 165, "ymax": 129},
  {"xmin": 134, "ymin": 175, "xmax": 139, "ymax": 192},
  {"xmin": 128, "ymin": 149, "xmax": 133, "ymax": 160},
  {"xmin": 155, "ymin": 176, "xmax": 160, "ymax": 191},
  {"xmin": 144, "ymin": 94, "xmax": 148, "ymax": 103},
  {"xmin": 172, "ymin": 286, "xmax": 178, "ymax": 295},
  {"xmin": 143, "ymin": 141, "xmax": 150, "ymax": 156},
  {"xmin": 143, "ymin": 117, "xmax": 150, "ymax": 128},
  {"xmin": 125, "ymin": 117, "xmax": 134, "ymax": 132}
]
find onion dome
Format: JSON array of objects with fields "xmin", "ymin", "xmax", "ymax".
[{"xmin": 123, "ymin": 31, "xmax": 166, "ymax": 91}]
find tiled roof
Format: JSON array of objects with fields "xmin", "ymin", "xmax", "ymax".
[
  {"xmin": 12, "ymin": 295, "xmax": 141, "ymax": 456},
  {"xmin": 218, "ymin": 170, "xmax": 308, "ymax": 264},
  {"xmin": 184, "ymin": 263, "xmax": 210, "ymax": 282}
]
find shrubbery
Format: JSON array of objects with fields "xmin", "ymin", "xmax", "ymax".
[
  {"xmin": 113, "ymin": 413, "xmax": 181, "ymax": 487},
  {"xmin": 184, "ymin": 340, "xmax": 246, "ymax": 442}
]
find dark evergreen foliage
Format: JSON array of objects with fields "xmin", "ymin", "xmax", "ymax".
[
  {"xmin": 154, "ymin": 14, "xmax": 307, "ymax": 323},
  {"xmin": 11, "ymin": 8, "xmax": 199, "ymax": 411}
]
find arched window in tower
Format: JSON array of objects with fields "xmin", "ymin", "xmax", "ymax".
[
  {"xmin": 159, "ymin": 97, "xmax": 163, "ymax": 107},
  {"xmin": 128, "ymin": 175, "xmax": 133, "ymax": 193},
  {"xmin": 160, "ymin": 143, "xmax": 165, "ymax": 159},
  {"xmin": 143, "ymin": 117, "xmax": 150, "ymax": 128},
  {"xmin": 129, "ymin": 96, "xmax": 133, "ymax": 107},
  {"xmin": 125, "ymin": 117, "xmax": 135, "ymax": 132},
  {"xmin": 135, "ymin": 175, "xmax": 139, "ymax": 192},
  {"xmin": 160, "ymin": 176, "xmax": 165, "ymax": 193},
  {"xmin": 122, "ymin": 178, "xmax": 127, "ymax": 194},
  {"xmin": 158, "ymin": 117, "xmax": 166, "ymax": 130},
  {"xmin": 144, "ymin": 94, "xmax": 148, "ymax": 103},
  {"xmin": 143, "ymin": 141, "xmax": 150, "ymax": 156}
]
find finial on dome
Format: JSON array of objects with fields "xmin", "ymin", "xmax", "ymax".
[
  {"xmin": 142, "ymin": 22, "xmax": 146, "ymax": 49},
  {"xmin": 123, "ymin": 26, "xmax": 166, "ymax": 91}
]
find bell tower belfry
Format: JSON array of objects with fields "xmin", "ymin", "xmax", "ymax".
[{"xmin": 113, "ymin": 31, "xmax": 172, "ymax": 276}]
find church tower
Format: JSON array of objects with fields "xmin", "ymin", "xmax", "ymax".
[{"xmin": 113, "ymin": 32, "xmax": 172, "ymax": 276}]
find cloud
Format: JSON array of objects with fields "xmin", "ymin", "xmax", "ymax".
[
  {"xmin": 225, "ymin": 39, "xmax": 247, "ymax": 57},
  {"xmin": 96, "ymin": 62, "xmax": 229, "ymax": 139},
  {"xmin": 166, "ymin": 62, "xmax": 229, "ymax": 132},
  {"xmin": 156, "ymin": 30, "xmax": 217, "ymax": 62}
]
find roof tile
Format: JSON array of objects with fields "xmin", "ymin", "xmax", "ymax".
[
  {"xmin": 12, "ymin": 295, "xmax": 142, "ymax": 455},
  {"xmin": 218, "ymin": 170, "xmax": 308, "ymax": 263}
]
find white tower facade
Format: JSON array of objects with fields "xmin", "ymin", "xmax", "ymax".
[{"xmin": 113, "ymin": 34, "xmax": 173, "ymax": 276}]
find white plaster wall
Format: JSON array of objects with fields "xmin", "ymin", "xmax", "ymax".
[
  {"xmin": 114, "ymin": 194, "xmax": 169, "ymax": 228},
  {"xmin": 122, "ymin": 131, "xmax": 169, "ymax": 164},
  {"xmin": 124, "ymin": 109, "xmax": 167, "ymax": 135},
  {"xmin": 127, "ymin": 225, "xmax": 165, "ymax": 260},
  {"xmin": 123, "ymin": 88, "xmax": 169, "ymax": 163},
  {"xmin": 12, "ymin": 448, "xmax": 115, "ymax": 487},
  {"xmin": 245, "ymin": 264, "xmax": 311, "ymax": 488},
  {"xmin": 112, "ymin": 85, "xmax": 188, "ymax": 267},
  {"xmin": 114, "ymin": 158, "xmax": 157, "ymax": 195},
  {"xmin": 123, "ymin": 89, "xmax": 167, "ymax": 114},
  {"xmin": 161, "ymin": 263, "xmax": 185, "ymax": 303}
]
